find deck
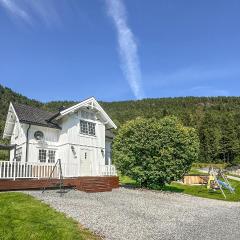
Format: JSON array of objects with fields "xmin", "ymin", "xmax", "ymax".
[
  {"xmin": 0, "ymin": 160, "xmax": 119, "ymax": 192},
  {"xmin": 0, "ymin": 176, "xmax": 119, "ymax": 193}
]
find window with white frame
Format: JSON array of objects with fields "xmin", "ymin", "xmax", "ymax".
[
  {"xmin": 15, "ymin": 147, "xmax": 22, "ymax": 161},
  {"xmin": 80, "ymin": 120, "xmax": 88, "ymax": 134},
  {"xmin": 38, "ymin": 149, "xmax": 56, "ymax": 163},
  {"xmin": 88, "ymin": 122, "xmax": 95, "ymax": 135},
  {"xmin": 39, "ymin": 149, "xmax": 47, "ymax": 162},
  {"xmin": 48, "ymin": 150, "xmax": 56, "ymax": 163},
  {"xmin": 80, "ymin": 120, "xmax": 96, "ymax": 136}
]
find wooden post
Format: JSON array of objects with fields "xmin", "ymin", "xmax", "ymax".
[{"xmin": 13, "ymin": 160, "xmax": 16, "ymax": 180}]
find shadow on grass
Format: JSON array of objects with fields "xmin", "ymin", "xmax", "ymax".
[
  {"xmin": 120, "ymin": 183, "xmax": 140, "ymax": 189},
  {"xmin": 120, "ymin": 183, "xmax": 185, "ymax": 193},
  {"xmin": 161, "ymin": 185, "xmax": 184, "ymax": 193},
  {"xmin": 207, "ymin": 190, "xmax": 224, "ymax": 196}
]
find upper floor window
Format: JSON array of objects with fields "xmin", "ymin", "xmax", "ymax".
[{"xmin": 80, "ymin": 120, "xmax": 96, "ymax": 136}]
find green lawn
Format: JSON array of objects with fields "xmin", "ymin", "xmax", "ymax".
[
  {"xmin": 164, "ymin": 180, "xmax": 240, "ymax": 202},
  {"xmin": 0, "ymin": 192, "xmax": 100, "ymax": 240},
  {"xmin": 188, "ymin": 168, "xmax": 204, "ymax": 175},
  {"xmin": 120, "ymin": 175, "xmax": 240, "ymax": 202}
]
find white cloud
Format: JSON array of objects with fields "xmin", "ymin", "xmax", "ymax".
[
  {"xmin": 105, "ymin": 0, "xmax": 145, "ymax": 99},
  {"xmin": 0, "ymin": 0, "xmax": 31, "ymax": 23},
  {"xmin": 27, "ymin": 0, "xmax": 61, "ymax": 27},
  {"xmin": 0, "ymin": 0, "xmax": 63, "ymax": 26}
]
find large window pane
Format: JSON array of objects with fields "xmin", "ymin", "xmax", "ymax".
[
  {"xmin": 80, "ymin": 120, "xmax": 95, "ymax": 136},
  {"xmin": 80, "ymin": 120, "xmax": 88, "ymax": 134},
  {"xmin": 39, "ymin": 149, "xmax": 47, "ymax": 162},
  {"xmin": 48, "ymin": 150, "xmax": 56, "ymax": 163},
  {"xmin": 88, "ymin": 122, "xmax": 95, "ymax": 136}
]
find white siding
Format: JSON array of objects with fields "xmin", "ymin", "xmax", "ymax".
[
  {"xmin": 27, "ymin": 125, "xmax": 59, "ymax": 163},
  {"xmin": 9, "ymin": 107, "xmax": 114, "ymax": 176},
  {"xmin": 58, "ymin": 110, "xmax": 106, "ymax": 176},
  {"xmin": 10, "ymin": 121, "xmax": 26, "ymax": 162}
]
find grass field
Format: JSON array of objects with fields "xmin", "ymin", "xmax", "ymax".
[
  {"xmin": 119, "ymin": 175, "xmax": 240, "ymax": 202},
  {"xmin": 0, "ymin": 192, "xmax": 99, "ymax": 240},
  {"xmin": 164, "ymin": 180, "xmax": 240, "ymax": 201},
  {"xmin": 188, "ymin": 168, "xmax": 204, "ymax": 175}
]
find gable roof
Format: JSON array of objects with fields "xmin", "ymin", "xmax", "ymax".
[
  {"xmin": 12, "ymin": 103, "xmax": 61, "ymax": 129},
  {"xmin": 3, "ymin": 97, "xmax": 116, "ymax": 139},
  {"xmin": 56, "ymin": 97, "xmax": 117, "ymax": 129}
]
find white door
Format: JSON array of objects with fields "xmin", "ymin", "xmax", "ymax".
[{"xmin": 80, "ymin": 149, "xmax": 92, "ymax": 176}]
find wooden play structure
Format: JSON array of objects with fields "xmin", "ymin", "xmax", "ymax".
[
  {"xmin": 183, "ymin": 175, "xmax": 208, "ymax": 185},
  {"xmin": 207, "ymin": 167, "xmax": 235, "ymax": 199},
  {"xmin": 183, "ymin": 167, "xmax": 235, "ymax": 199}
]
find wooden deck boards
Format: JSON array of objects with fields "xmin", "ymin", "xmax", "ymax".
[{"xmin": 0, "ymin": 176, "xmax": 119, "ymax": 193}]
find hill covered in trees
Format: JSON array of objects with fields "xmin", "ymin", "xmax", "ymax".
[{"xmin": 1, "ymin": 84, "xmax": 240, "ymax": 164}]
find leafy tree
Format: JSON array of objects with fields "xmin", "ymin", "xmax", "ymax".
[
  {"xmin": 1, "ymin": 84, "xmax": 240, "ymax": 164},
  {"xmin": 112, "ymin": 116, "xmax": 200, "ymax": 187}
]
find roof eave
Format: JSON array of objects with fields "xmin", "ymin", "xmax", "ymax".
[
  {"xmin": 56, "ymin": 97, "xmax": 117, "ymax": 129},
  {"xmin": 3, "ymin": 102, "xmax": 19, "ymax": 139},
  {"xmin": 20, "ymin": 120, "xmax": 62, "ymax": 130}
]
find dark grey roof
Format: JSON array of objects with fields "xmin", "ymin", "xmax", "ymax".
[{"xmin": 12, "ymin": 103, "xmax": 61, "ymax": 129}]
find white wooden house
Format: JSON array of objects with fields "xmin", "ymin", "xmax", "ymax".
[{"xmin": 2, "ymin": 97, "xmax": 117, "ymax": 179}]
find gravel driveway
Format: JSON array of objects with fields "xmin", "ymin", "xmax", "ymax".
[{"xmin": 25, "ymin": 188, "xmax": 240, "ymax": 240}]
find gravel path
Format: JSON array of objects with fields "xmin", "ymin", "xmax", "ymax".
[{"xmin": 24, "ymin": 188, "xmax": 240, "ymax": 240}]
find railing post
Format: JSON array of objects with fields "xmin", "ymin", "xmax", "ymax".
[
  {"xmin": 13, "ymin": 159, "xmax": 16, "ymax": 180},
  {"xmin": 58, "ymin": 163, "xmax": 60, "ymax": 179},
  {"xmin": 37, "ymin": 165, "xmax": 39, "ymax": 179},
  {"xmin": 3, "ymin": 162, "xmax": 5, "ymax": 178}
]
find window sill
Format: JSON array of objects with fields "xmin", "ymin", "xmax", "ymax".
[{"xmin": 79, "ymin": 133, "xmax": 96, "ymax": 139}]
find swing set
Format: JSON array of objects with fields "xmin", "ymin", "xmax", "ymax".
[{"xmin": 207, "ymin": 167, "xmax": 235, "ymax": 199}]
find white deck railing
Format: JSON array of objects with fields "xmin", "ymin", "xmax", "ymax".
[
  {"xmin": 0, "ymin": 161, "xmax": 60, "ymax": 180},
  {"xmin": 0, "ymin": 161, "xmax": 117, "ymax": 179},
  {"xmin": 100, "ymin": 165, "xmax": 117, "ymax": 176}
]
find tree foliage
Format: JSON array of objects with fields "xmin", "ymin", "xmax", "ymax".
[
  {"xmin": 1, "ymin": 84, "xmax": 240, "ymax": 164},
  {"xmin": 112, "ymin": 117, "xmax": 200, "ymax": 187}
]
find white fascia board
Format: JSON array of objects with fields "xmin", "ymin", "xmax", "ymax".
[
  {"xmin": 10, "ymin": 102, "xmax": 20, "ymax": 122},
  {"xmin": 58, "ymin": 97, "xmax": 95, "ymax": 117},
  {"xmin": 57, "ymin": 97, "xmax": 117, "ymax": 129},
  {"xmin": 93, "ymin": 99, "xmax": 117, "ymax": 129},
  {"xmin": 3, "ymin": 102, "xmax": 19, "ymax": 139}
]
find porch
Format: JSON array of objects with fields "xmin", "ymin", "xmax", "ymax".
[
  {"xmin": 0, "ymin": 160, "xmax": 118, "ymax": 192},
  {"xmin": 0, "ymin": 160, "xmax": 117, "ymax": 179}
]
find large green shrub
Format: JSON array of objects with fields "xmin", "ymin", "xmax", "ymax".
[{"xmin": 113, "ymin": 116, "xmax": 200, "ymax": 187}]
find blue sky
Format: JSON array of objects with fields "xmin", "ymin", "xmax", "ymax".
[{"xmin": 0, "ymin": 0, "xmax": 239, "ymax": 102}]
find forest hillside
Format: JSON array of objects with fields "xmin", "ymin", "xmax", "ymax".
[{"xmin": 1, "ymin": 84, "xmax": 240, "ymax": 164}]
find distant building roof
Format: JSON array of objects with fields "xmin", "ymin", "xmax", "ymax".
[{"xmin": 12, "ymin": 103, "xmax": 61, "ymax": 129}]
